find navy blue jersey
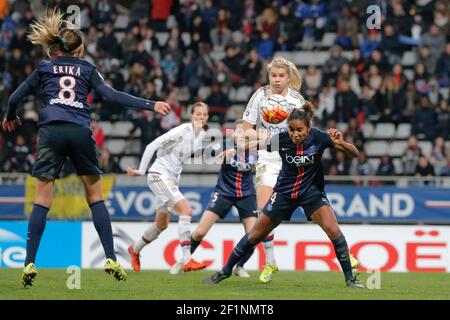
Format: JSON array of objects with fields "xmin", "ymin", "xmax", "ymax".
[
  {"xmin": 209, "ymin": 138, "xmax": 256, "ymax": 197},
  {"xmin": 6, "ymin": 56, "xmax": 155, "ymax": 127},
  {"xmin": 268, "ymin": 128, "xmax": 334, "ymax": 198}
]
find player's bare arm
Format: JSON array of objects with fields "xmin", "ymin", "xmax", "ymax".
[{"xmin": 328, "ymin": 128, "xmax": 359, "ymax": 158}]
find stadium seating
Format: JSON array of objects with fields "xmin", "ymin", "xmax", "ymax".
[{"xmin": 373, "ymin": 123, "xmax": 396, "ymax": 140}]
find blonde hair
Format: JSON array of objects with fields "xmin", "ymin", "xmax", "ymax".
[
  {"xmin": 28, "ymin": 10, "xmax": 84, "ymax": 58},
  {"xmin": 190, "ymin": 101, "xmax": 209, "ymax": 114},
  {"xmin": 267, "ymin": 57, "xmax": 302, "ymax": 91}
]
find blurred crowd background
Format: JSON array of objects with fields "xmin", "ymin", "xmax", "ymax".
[{"xmin": 0, "ymin": 0, "xmax": 449, "ymax": 180}]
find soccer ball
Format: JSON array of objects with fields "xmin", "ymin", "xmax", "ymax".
[{"xmin": 261, "ymin": 94, "xmax": 289, "ymax": 124}]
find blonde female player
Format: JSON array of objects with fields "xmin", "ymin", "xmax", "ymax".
[
  {"xmin": 126, "ymin": 102, "xmax": 209, "ymax": 273},
  {"xmin": 242, "ymin": 57, "xmax": 360, "ymax": 283},
  {"xmin": 240, "ymin": 57, "xmax": 307, "ymax": 283}
]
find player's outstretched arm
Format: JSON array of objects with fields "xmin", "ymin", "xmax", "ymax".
[
  {"xmin": 327, "ymin": 128, "xmax": 359, "ymax": 158},
  {"xmin": 91, "ymin": 71, "xmax": 170, "ymax": 115}
]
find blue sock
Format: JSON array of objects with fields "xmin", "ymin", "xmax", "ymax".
[
  {"xmin": 25, "ymin": 204, "xmax": 49, "ymax": 266},
  {"xmin": 90, "ymin": 200, "xmax": 116, "ymax": 261},
  {"xmin": 331, "ymin": 234, "xmax": 353, "ymax": 282},
  {"xmin": 222, "ymin": 235, "xmax": 256, "ymax": 275},
  {"xmin": 236, "ymin": 246, "xmax": 255, "ymax": 267}
]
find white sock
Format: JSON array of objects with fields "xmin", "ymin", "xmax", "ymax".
[
  {"xmin": 133, "ymin": 224, "xmax": 162, "ymax": 253},
  {"xmin": 178, "ymin": 216, "xmax": 192, "ymax": 263},
  {"xmin": 263, "ymin": 231, "xmax": 276, "ymax": 265}
]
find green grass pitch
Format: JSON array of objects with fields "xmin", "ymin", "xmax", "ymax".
[{"xmin": 1, "ymin": 269, "xmax": 449, "ymax": 300}]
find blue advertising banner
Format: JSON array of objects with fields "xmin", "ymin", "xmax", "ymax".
[
  {"xmin": 0, "ymin": 222, "xmax": 81, "ymax": 268},
  {"xmin": 1, "ymin": 184, "xmax": 450, "ymax": 223},
  {"xmin": 0, "ymin": 185, "xmax": 24, "ymax": 218}
]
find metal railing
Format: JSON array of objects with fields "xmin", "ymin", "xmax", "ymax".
[{"xmin": 0, "ymin": 173, "xmax": 449, "ymax": 188}]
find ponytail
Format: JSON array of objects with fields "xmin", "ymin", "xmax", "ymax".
[
  {"xmin": 302, "ymin": 101, "xmax": 315, "ymax": 119},
  {"xmin": 267, "ymin": 57, "xmax": 302, "ymax": 91},
  {"xmin": 286, "ymin": 60, "xmax": 302, "ymax": 91},
  {"xmin": 287, "ymin": 101, "xmax": 315, "ymax": 127},
  {"xmin": 28, "ymin": 10, "xmax": 83, "ymax": 58}
]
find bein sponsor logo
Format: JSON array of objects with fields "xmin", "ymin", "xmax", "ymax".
[{"xmin": 285, "ymin": 154, "xmax": 315, "ymax": 166}]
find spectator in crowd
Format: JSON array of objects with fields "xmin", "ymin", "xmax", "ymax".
[
  {"xmin": 366, "ymin": 49, "xmax": 390, "ymax": 74},
  {"xmin": 360, "ymin": 30, "xmax": 380, "ymax": 59},
  {"xmin": 222, "ymin": 45, "xmax": 244, "ymax": 86},
  {"xmin": 205, "ymin": 83, "xmax": 231, "ymax": 125},
  {"xmin": 350, "ymin": 150, "xmax": 373, "ymax": 185},
  {"xmin": 160, "ymin": 53, "xmax": 179, "ymax": 85},
  {"xmin": 417, "ymin": 45, "xmax": 438, "ymax": 76},
  {"xmin": 317, "ymin": 82, "xmax": 335, "ymax": 125},
  {"xmin": 304, "ymin": 66, "xmax": 322, "ymax": 97},
  {"xmin": 344, "ymin": 118, "xmax": 363, "ymax": 144},
  {"xmin": 277, "ymin": 5, "xmax": 301, "ymax": 50},
  {"xmin": 160, "ymin": 89, "xmax": 182, "ymax": 132},
  {"xmin": 97, "ymin": 23, "xmax": 120, "ymax": 59},
  {"xmin": 91, "ymin": 119, "xmax": 105, "ymax": 150},
  {"xmin": 8, "ymin": 24, "xmax": 32, "ymax": 55},
  {"xmin": 0, "ymin": 0, "xmax": 9, "ymax": 23},
  {"xmin": 421, "ymin": 24, "xmax": 446, "ymax": 61},
  {"xmin": 9, "ymin": 134, "xmax": 33, "ymax": 173},
  {"xmin": 210, "ymin": 11, "xmax": 232, "ymax": 51},
  {"xmin": 436, "ymin": 99, "xmax": 450, "ymax": 139},
  {"xmin": 335, "ymin": 151, "xmax": 351, "ymax": 176},
  {"xmin": 242, "ymin": 49, "xmax": 262, "ymax": 86},
  {"xmin": 379, "ymin": 75, "xmax": 406, "ymax": 124},
  {"xmin": 402, "ymin": 136, "xmax": 423, "ymax": 175},
  {"xmin": 379, "ymin": 24, "xmax": 404, "ymax": 65},
  {"xmin": 333, "ymin": 79, "xmax": 358, "ymax": 123},
  {"xmin": 120, "ymin": 25, "xmax": 140, "ymax": 59},
  {"xmin": 412, "ymin": 96, "xmax": 437, "ymax": 140},
  {"xmin": 93, "ymin": 0, "xmax": 117, "ymax": 27},
  {"xmin": 335, "ymin": 6, "xmax": 359, "ymax": 49},
  {"xmin": 435, "ymin": 43, "xmax": 450, "ymax": 82},
  {"xmin": 1, "ymin": 0, "xmax": 448, "ymax": 178},
  {"xmin": 322, "ymin": 45, "xmax": 349, "ymax": 84},
  {"xmin": 415, "ymin": 156, "xmax": 435, "ymax": 184},
  {"xmin": 202, "ymin": 0, "xmax": 219, "ymax": 28},
  {"xmin": 376, "ymin": 155, "xmax": 396, "ymax": 177},
  {"xmin": 141, "ymin": 27, "xmax": 161, "ymax": 59},
  {"xmin": 99, "ymin": 148, "xmax": 123, "ymax": 174},
  {"xmin": 256, "ymin": 31, "xmax": 275, "ymax": 61},
  {"xmin": 364, "ymin": 64, "xmax": 383, "ymax": 92},
  {"xmin": 150, "ymin": 0, "xmax": 173, "ymax": 31}
]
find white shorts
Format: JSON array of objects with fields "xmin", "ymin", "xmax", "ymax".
[
  {"xmin": 147, "ymin": 173, "xmax": 184, "ymax": 212},
  {"xmin": 255, "ymin": 159, "xmax": 282, "ymax": 189}
]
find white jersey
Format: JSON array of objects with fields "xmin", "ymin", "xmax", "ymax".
[
  {"xmin": 243, "ymin": 85, "xmax": 306, "ymax": 163},
  {"xmin": 138, "ymin": 123, "xmax": 205, "ymax": 182}
]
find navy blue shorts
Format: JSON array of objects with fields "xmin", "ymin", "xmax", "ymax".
[
  {"xmin": 32, "ymin": 122, "xmax": 102, "ymax": 179},
  {"xmin": 206, "ymin": 192, "xmax": 258, "ymax": 220},
  {"xmin": 262, "ymin": 190, "xmax": 331, "ymax": 222}
]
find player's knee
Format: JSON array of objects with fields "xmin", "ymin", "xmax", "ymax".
[
  {"xmin": 180, "ymin": 207, "xmax": 192, "ymax": 216},
  {"xmin": 156, "ymin": 221, "xmax": 168, "ymax": 231},
  {"xmin": 86, "ymin": 194, "xmax": 103, "ymax": 206},
  {"xmin": 35, "ymin": 194, "xmax": 52, "ymax": 208},
  {"xmin": 35, "ymin": 198, "xmax": 52, "ymax": 209},
  {"xmin": 247, "ymin": 231, "xmax": 264, "ymax": 244}
]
